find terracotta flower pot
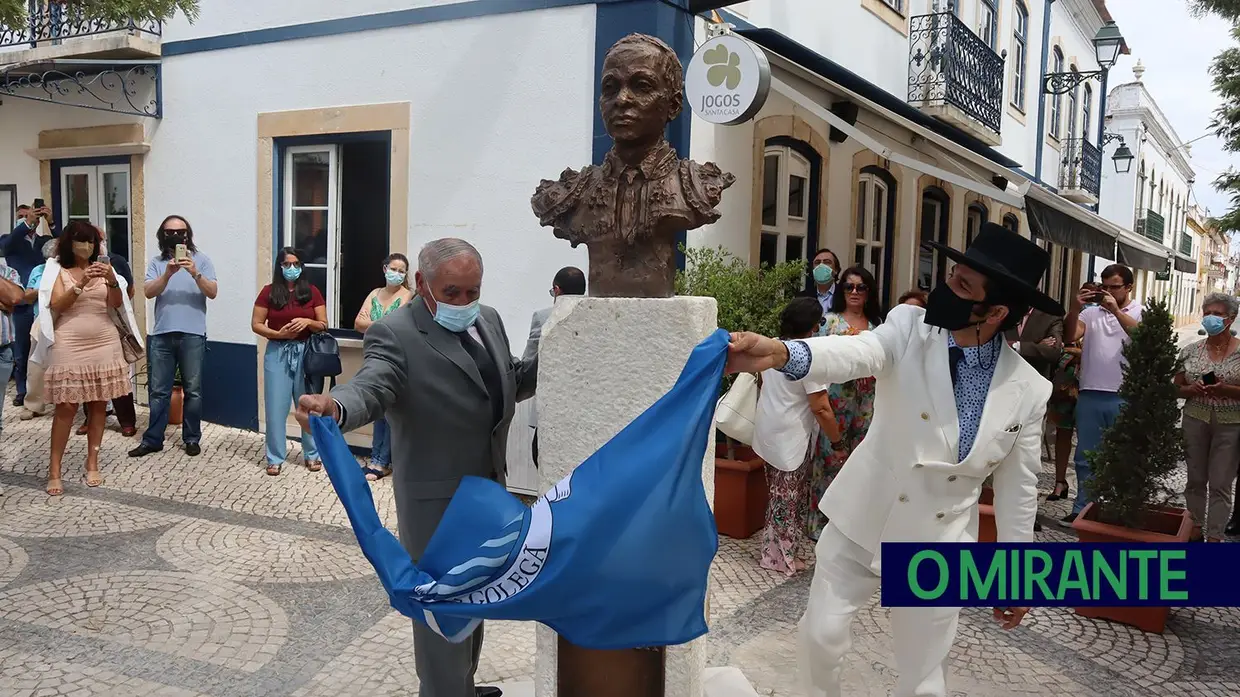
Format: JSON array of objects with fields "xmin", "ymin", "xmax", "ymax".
[
  {"xmin": 976, "ymin": 486, "xmax": 997, "ymax": 543},
  {"xmin": 1070, "ymin": 502, "xmax": 1193, "ymax": 634},
  {"xmin": 169, "ymin": 386, "xmax": 184, "ymax": 426},
  {"xmin": 714, "ymin": 441, "xmax": 767, "ymax": 539}
]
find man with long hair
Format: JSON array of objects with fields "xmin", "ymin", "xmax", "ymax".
[{"xmin": 130, "ymin": 215, "xmax": 218, "ymax": 458}]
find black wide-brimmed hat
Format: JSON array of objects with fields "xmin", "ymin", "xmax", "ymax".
[{"xmin": 922, "ymin": 222, "xmax": 1064, "ymax": 316}]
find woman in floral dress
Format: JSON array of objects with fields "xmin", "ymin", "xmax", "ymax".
[{"xmin": 807, "ymin": 266, "xmax": 882, "ymax": 539}]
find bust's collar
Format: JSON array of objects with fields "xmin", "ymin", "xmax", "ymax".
[{"xmin": 603, "ymin": 140, "xmax": 677, "ymax": 180}]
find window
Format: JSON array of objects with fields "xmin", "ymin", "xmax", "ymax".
[
  {"xmin": 1011, "ymin": 2, "xmax": 1028, "ymax": 110},
  {"xmin": 918, "ymin": 187, "xmax": 951, "ymax": 290},
  {"xmin": 1082, "ymin": 84, "xmax": 1093, "ymax": 142},
  {"xmin": 881, "ymin": 0, "xmax": 903, "ymax": 12},
  {"xmin": 278, "ymin": 133, "xmax": 392, "ymax": 331},
  {"xmin": 1002, "ymin": 213, "xmax": 1020, "ymax": 234},
  {"xmin": 1049, "ymin": 48, "xmax": 1064, "ymax": 138},
  {"xmin": 759, "ymin": 146, "xmax": 810, "ymax": 268},
  {"xmin": 979, "ymin": 0, "xmax": 998, "ymax": 49},
  {"xmin": 1067, "ymin": 66, "xmax": 1079, "ymax": 141},
  {"xmin": 854, "ymin": 168, "xmax": 894, "ymax": 303},
  {"xmin": 1137, "ymin": 161, "xmax": 1146, "ymax": 210},
  {"xmin": 966, "ymin": 203, "xmax": 988, "ymax": 247},
  {"xmin": 59, "ymin": 162, "xmax": 132, "ymax": 261}
]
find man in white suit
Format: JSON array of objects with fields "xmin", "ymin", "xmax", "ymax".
[
  {"xmin": 725, "ymin": 223, "xmax": 1063, "ymax": 697},
  {"xmin": 522, "ymin": 266, "xmax": 585, "ymax": 466}
]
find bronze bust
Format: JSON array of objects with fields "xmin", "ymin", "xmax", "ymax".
[{"xmin": 532, "ymin": 34, "xmax": 736, "ymax": 298}]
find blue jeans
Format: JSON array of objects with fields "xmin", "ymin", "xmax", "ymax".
[
  {"xmin": 11, "ymin": 306, "xmax": 33, "ymax": 398},
  {"xmin": 263, "ymin": 340, "xmax": 317, "ymax": 466},
  {"xmin": 371, "ymin": 417, "xmax": 391, "ymax": 466},
  {"xmin": 0, "ymin": 344, "xmax": 14, "ymax": 437},
  {"xmin": 142, "ymin": 332, "xmax": 206, "ymax": 448},
  {"xmin": 1072, "ymin": 389, "xmax": 1125, "ymax": 515}
]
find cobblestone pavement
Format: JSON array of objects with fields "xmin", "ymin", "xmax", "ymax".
[{"xmin": 1, "ymin": 370, "xmax": 1238, "ymax": 696}]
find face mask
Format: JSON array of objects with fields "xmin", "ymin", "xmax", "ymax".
[
  {"xmin": 812, "ymin": 265, "xmax": 834, "ymax": 285},
  {"xmin": 282, "ymin": 265, "xmax": 302, "ymax": 281},
  {"xmin": 1203, "ymin": 315, "xmax": 1227, "ymax": 337},
  {"xmin": 384, "ymin": 269, "xmax": 406, "ymax": 286},
  {"xmin": 72, "ymin": 242, "xmax": 94, "ymax": 260},
  {"xmin": 428, "ymin": 288, "xmax": 480, "ymax": 333},
  {"xmin": 923, "ymin": 282, "xmax": 985, "ymax": 331}
]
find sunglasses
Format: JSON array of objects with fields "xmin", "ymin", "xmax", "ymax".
[{"xmin": 842, "ymin": 283, "xmax": 868, "ymax": 294}]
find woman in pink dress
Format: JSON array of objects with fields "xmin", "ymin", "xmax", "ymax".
[{"xmin": 43, "ymin": 222, "xmax": 131, "ymax": 495}]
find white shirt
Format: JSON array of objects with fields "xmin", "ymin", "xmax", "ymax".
[
  {"xmin": 1079, "ymin": 301, "xmax": 1143, "ymax": 393},
  {"xmin": 752, "ymin": 367, "xmax": 828, "ymax": 472}
]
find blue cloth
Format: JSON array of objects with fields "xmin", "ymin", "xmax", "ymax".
[
  {"xmin": 311, "ymin": 329, "xmax": 728, "ymax": 649},
  {"xmin": 264, "ymin": 340, "xmax": 317, "ymax": 465},
  {"xmin": 142, "ymin": 332, "xmax": 206, "ymax": 448},
  {"xmin": 1072, "ymin": 389, "xmax": 1125, "ymax": 515},
  {"xmin": 25, "ymin": 264, "xmax": 44, "ymax": 318},
  {"xmin": 146, "ymin": 252, "xmax": 217, "ymax": 336},
  {"xmin": 947, "ymin": 334, "xmax": 1001, "ymax": 461}
]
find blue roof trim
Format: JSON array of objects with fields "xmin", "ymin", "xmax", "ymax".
[
  {"xmin": 162, "ymin": 0, "xmax": 613, "ymax": 57},
  {"xmin": 732, "ymin": 26, "xmax": 1024, "ymax": 171}
]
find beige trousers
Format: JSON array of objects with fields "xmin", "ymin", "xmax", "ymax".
[
  {"xmin": 1182, "ymin": 413, "xmax": 1240, "ymax": 539},
  {"xmin": 799, "ymin": 526, "xmax": 961, "ymax": 697},
  {"xmin": 22, "ymin": 323, "xmax": 49, "ymax": 415}
]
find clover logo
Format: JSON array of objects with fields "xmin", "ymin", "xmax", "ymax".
[{"xmin": 703, "ymin": 43, "xmax": 742, "ymax": 90}]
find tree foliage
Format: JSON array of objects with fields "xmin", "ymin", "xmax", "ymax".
[
  {"xmin": 1195, "ymin": 1, "xmax": 1240, "ymax": 233},
  {"xmin": 676, "ymin": 245, "xmax": 806, "ymax": 339},
  {"xmin": 0, "ymin": 1, "xmax": 198, "ymax": 30},
  {"xmin": 1084, "ymin": 299, "xmax": 1185, "ymax": 528}
]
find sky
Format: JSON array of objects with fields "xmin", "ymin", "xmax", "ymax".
[{"xmin": 1105, "ymin": 0, "xmax": 1236, "ymax": 218}]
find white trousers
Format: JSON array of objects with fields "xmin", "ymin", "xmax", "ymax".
[{"xmin": 799, "ymin": 525, "xmax": 962, "ymax": 697}]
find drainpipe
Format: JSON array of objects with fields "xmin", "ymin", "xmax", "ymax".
[{"xmin": 1033, "ymin": 0, "xmax": 1056, "ymax": 183}]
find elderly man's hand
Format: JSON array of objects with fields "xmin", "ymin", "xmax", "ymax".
[
  {"xmin": 725, "ymin": 332, "xmax": 790, "ymax": 375},
  {"xmin": 296, "ymin": 393, "xmax": 338, "ymax": 430}
]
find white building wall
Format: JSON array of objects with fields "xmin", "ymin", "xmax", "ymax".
[
  {"xmin": 161, "ymin": 0, "xmax": 475, "ymax": 41},
  {"xmin": 1040, "ymin": 0, "xmax": 1108, "ymax": 192},
  {"xmin": 147, "ymin": 5, "xmax": 595, "ymax": 348}
]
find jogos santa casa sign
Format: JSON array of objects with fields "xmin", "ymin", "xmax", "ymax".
[{"xmin": 685, "ymin": 33, "xmax": 771, "ymax": 125}]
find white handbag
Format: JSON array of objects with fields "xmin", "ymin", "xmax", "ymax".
[{"xmin": 715, "ymin": 372, "xmax": 760, "ymax": 445}]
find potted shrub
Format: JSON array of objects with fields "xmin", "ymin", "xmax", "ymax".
[
  {"xmin": 169, "ymin": 366, "xmax": 185, "ymax": 426},
  {"xmin": 676, "ymin": 245, "xmax": 804, "ymax": 539},
  {"xmin": 1070, "ymin": 298, "xmax": 1190, "ymax": 633}
]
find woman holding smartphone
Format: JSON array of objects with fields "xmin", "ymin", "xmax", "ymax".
[{"xmin": 1175, "ymin": 293, "xmax": 1240, "ymax": 542}]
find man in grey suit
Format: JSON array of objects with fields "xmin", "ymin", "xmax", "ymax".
[
  {"xmin": 298, "ymin": 238, "xmax": 536, "ymax": 697},
  {"xmin": 523, "ymin": 266, "xmax": 585, "ymax": 466}
]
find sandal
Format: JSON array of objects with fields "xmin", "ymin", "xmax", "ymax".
[
  {"xmin": 83, "ymin": 471, "xmax": 104, "ymax": 487},
  {"xmin": 266, "ymin": 464, "xmax": 282, "ymax": 476},
  {"xmin": 46, "ymin": 478, "xmax": 63, "ymax": 496},
  {"xmin": 305, "ymin": 460, "xmax": 323, "ymax": 472},
  {"xmin": 363, "ymin": 465, "xmax": 391, "ymax": 481},
  {"xmin": 1046, "ymin": 480, "xmax": 1070, "ymax": 501}
]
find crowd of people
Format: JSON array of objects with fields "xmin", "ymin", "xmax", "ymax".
[{"xmin": 750, "ymin": 245, "xmax": 1240, "ymax": 579}]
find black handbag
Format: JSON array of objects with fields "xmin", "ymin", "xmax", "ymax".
[{"xmin": 302, "ymin": 331, "xmax": 342, "ymax": 393}]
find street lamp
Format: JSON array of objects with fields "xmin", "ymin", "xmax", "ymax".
[
  {"xmin": 1093, "ymin": 21, "xmax": 1124, "ymax": 70},
  {"xmin": 1100, "ymin": 131, "xmax": 1134, "ymax": 173}
]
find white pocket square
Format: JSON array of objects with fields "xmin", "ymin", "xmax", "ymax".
[{"xmin": 1004, "ymin": 424, "xmax": 1021, "ymax": 433}]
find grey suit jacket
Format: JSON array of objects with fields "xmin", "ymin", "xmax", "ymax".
[
  {"xmin": 332, "ymin": 295, "xmax": 537, "ymax": 559},
  {"xmin": 1004, "ymin": 309, "xmax": 1064, "ymax": 380},
  {"xmin": 522, "ymin": 306, "xmax": 552, "ymax": 428}
]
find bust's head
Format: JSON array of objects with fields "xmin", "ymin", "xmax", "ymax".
[{"xmin": 599, "ymin": 34, "xmax": 683, "ymax": 152}]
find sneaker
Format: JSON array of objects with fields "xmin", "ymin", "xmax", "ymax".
[
  {"xmin": 185, "ymin": 443, "xmax": 201, "ymax": 456},
  {"xmin": 1033, "ymin": 521, "xmax": 1043, "ymax": 532},
  {"xmin": 128, "ymin": 443, "xmax": 163, "ymax": 458},
  {"xmin": 12, "ymin": 394, "xmax": 24, "ymax": 407},
  {"xmin": 1056, "ymin": 512, "xmax": 1077, "ymax": 528}
]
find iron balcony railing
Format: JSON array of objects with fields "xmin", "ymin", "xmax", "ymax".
[
  {"xmin": 1179, "ymin": 232, "xmax": 1193, "ymax": 257},
  {"xmin": 908, "ymin": 11, "xmax": 1005, "ymax": 135},
  {"xmin": 1058, "ymin": 137, "xmax": 1101, "ymax": 198},
  {"xmin": 0, "ymin": 4, "xmax": 160, "ymax": 49},
  {"xmin": 1136, "ymin": 209, "xmax": 1165, "ymax": 244}
]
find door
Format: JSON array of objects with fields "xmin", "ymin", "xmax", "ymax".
[
  {"xmin": 0, "ymin": 185, "xmax": 14, "ymax": 233},
  {"xmin": 59, "ymin": 164, "xmax": 133, "ymax": 260},
  {"xmin": 282, "ymin": 145, "xmax": 341, "ymax": 326}
]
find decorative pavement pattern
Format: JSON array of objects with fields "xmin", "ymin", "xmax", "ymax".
[{"xmin": 0, "ymin": 328, "xmax": 1234, "ymax": 697}]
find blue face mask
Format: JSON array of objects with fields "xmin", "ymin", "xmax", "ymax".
[
  {"xmin": 282, "ymin": 265, "xmax": 302, "ymax": 282},
  {"xmin": 384, "ymin": 269, "xmax": 406, "ymax": 286},
  {"xmin": 429, "ymin": 288, "xmax": 480, "ymax": 333},
  {"xmin": 1203, "ymin": 315, "xmax": 1227, "ymax": 337},
  {"xmin": 812, "ymin": 264, "xmax": 834, "ymax": 285}
]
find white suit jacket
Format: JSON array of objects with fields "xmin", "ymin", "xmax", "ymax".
[{"xmin": 804, "ymin": 304, "xmax": 1050, "ymax": 574}]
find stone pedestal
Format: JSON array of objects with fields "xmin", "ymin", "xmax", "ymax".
[{"xmin": 534, "ymin": 296, "xmax": 719, "ymax": 697}]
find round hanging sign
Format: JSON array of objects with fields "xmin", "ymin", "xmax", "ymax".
[{"xmin": 685, "ymin": 34, "xmax": 771, "ymax": 125}]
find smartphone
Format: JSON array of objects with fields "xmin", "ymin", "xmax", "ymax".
[
  {"xmin": 175, "ymin": 243, "xmax": 188, "ymax": 261},
  {"xmin": 1089, "ymin": 292, "xmax": 1106, "ymax": 303},
  {"xmin": 32, "ymin": 198, "xmax": 44, "ymax": 209},
  {"xmin": 1203, "ymin": 371, "xmax": 1218, "ymax": 386}
]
